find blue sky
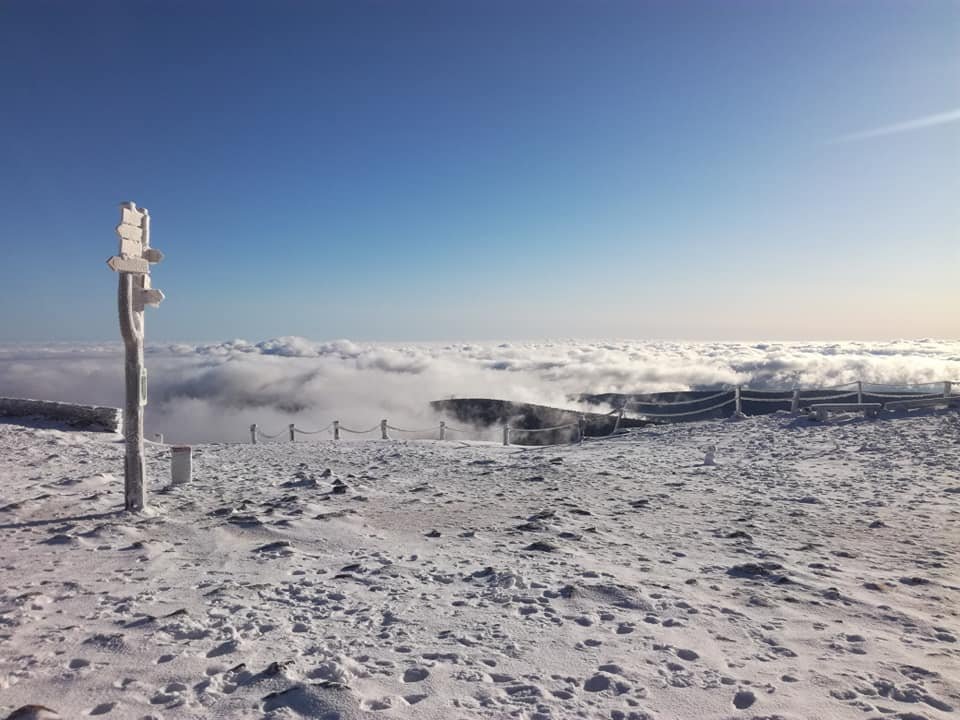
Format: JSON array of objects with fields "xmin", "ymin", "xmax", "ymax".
[{"xmin": 1, "ymin": 1, "xmax": 957, "ymax": 342}]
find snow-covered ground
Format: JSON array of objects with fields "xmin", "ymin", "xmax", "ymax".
[{"xmin": 1, "ymin": 410, "xmax": 958, "ymax": 720}]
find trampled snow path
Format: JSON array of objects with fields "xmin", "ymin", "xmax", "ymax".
[{"xmin": 1, "ymin": 411, "xmax": 958, "ymax": 719}]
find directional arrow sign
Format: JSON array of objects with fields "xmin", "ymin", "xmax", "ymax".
[
  {"xmin": 142, "ymin": 247, "xmax": 164, "ymax": 263},
  {"xmin": 107, "ymin": 255, "xmax": 149, "ymax": 273},
  {"xmin": 116, "ymin": 223, "xmax": 143, "ymax": 243},
  {"xmin": 136, "ymin": 287, "xmax": 165, "ymax": 309},
  {"xmin": 120, "ymin": 205, "xmax": 145, "ymax": 227},
  {"xmin": 119, "ymin": 238, "xmax": 143, "ymax": 258}
]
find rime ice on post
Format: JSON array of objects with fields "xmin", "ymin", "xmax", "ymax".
[
  {"xmin": 106, "ymin": 202, "xmax": 165, "ymax": 511},
  {"xmin": 733, "ymin": 385, "xmax": 745, "ymax": 418}
]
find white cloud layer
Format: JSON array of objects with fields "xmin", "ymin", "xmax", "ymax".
[{"xmin": 1, "ymin": 338, "xmax": 958, "ymax": 443}]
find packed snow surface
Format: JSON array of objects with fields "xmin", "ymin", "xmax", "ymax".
[{"xmin": 1, "ymin": 411, "xmax": 958, "ymax": 719}]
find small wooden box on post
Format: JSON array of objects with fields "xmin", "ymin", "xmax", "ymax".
[{"xmin": 106, "ymin": 202, "xmax": 165, "ymax": 512}]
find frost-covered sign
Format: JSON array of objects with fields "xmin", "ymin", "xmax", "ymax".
[{"xmin": 106, "ymin": 202, "xmax": 165, "ymax": 511}]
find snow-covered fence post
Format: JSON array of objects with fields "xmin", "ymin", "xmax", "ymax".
[
  {"xmin": 333, "ymin": 420, "xmax": 340, "ymax": 440},
  {"xmin": 734, "ymin": 386, "xmax": 745, "ymax": 418},
  {"xmin": 289, "ymin": 423, "xmax": 295, "ymax": 441},
  {"xmin": 703, "ymin": 444, "xmax": 716, "ymax": 466},
  {"xmin": 503, "ymin": 425, "xmax": 510, "ymax": 446},
  {"xmin": 857, "ymin": 381, "xmax": 863, "ymax": 404},
  {"xmin": 380, "ymin": 419, "xmax": 389, "ymax": 440},
  {"xmin": 171, "ymin": 445, "xmax": 192, "ymax": 485},
  {"xmin": 439, "ymin": 421, "xmax": 446, "ymax": 440},
  {"xmin": 945, "ymin": 381, "xmax": 952, "ymax": 398},
  {"xmin": 107, "ymin": 202, "xmax": 165, "ymax": 512},
  {"xmin": 790, "ymin": 389, "xmax": 800, "ymax": 414},
  {"xmin": 250, "ymin": 424, "xmax": 257, "ymax": 444},
  {"xmin": 578, "ymin": 415, "xmax": 586, "ymax": 445}
]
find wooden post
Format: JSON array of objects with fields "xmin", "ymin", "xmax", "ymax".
[
  {"xmin": 945, "ymin": 381, "xmax": 952, "ymax": 398},
  {"xmin": 439, "ymin": 421, "xmax": 446, "ymax": 440},
  {"xmin": 790, "ymin": 389, "xmax": 800, "ymax": 414},
  {"xmin": 380, "ymin": 419, "xmax": 388, "ymax": 440},
  {"xmin": 119, "ymin": 267, "xmax": 145, "ymax": 511},
  {"xmin": 117, "ymin": 204, "xmax": 147, "ymax": 512},
  {"xmin": 503, "ymin": 425, "xmax": 510, "ymax": 446},
  {"xmin": 109, "ymin": 201, "xmax": 164, "ymax": 512},
  {"xmin": 734, "ymin": 385, "xmax": 744, "ymax": 417},
  {"xmin": 857, "ymin": 380, "xmax": 863, "ymax": 404},
  {"xmin": 333, "ymin": 420, "xmax": 340, "ymax": 440},
  {"xmin": 289, "ymin": 423, "xmax": 296, "ymax": 441},
  {"xmin": 250, "ymin": 423, "xmax": 257, "ymax": 444},
  {"xmin": 578, "ymin": 415, "xmax": 586, "ymax": 445},
  {"xmin": 171, "ymin": 445, "xmax": 192, "ymax": 485}
]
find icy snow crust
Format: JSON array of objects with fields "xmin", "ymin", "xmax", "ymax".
[{"xmin": 1, "ymin": 412, "xmax": 958, "ymax": 719}]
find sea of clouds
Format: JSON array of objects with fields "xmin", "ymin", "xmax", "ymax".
[{"xmin": 1, "ymin": 337, "xmax": 958, "ymax": 443}]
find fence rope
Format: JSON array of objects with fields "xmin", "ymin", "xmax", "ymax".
[
  {"xmin": 584, "ymin": 424, "xmax": 631, "ymax": 441},
  {"xmin": 256, "ymin": 428, "xmax": 287, "ymax": 440},
  {"xmin": 864, "ymin": 381, "xmax": 946, "ymax": 388},
  {"xmin": 625, "ymin": 390, "xmax": 732, "ymax": 407},
  {"xmin": 633, "ymin": 397, "xmax": 736, "ymax": 418},
  {"xmin": 339, "ymin": 424, "xmax": 381, "ymax": 434},
  {"xmin": 294, "ymin": 423, "xmax": 333, "ymax": 435},
  {"xmin": 386, "ymin": 424, "xmax": 441, "ymax": 433},
  {"xmin": 510, "ymin": 422, "xmax": 579, "ymax": 434},
  {"xmin": 800, "ymin": 392, "xmax": 859, "ymax": 402},
  {"xmin": 740, "ymin": 395, "xmax": 793, "ymax": 403},
  {"xmin": 442, "ymin": 424, "xmax": 475, "ymax": 433},
  {"xmin": 866, "ymin": 392, "xmax": 943, "ymax": 400}
]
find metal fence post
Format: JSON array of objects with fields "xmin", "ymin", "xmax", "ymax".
[
  {"xmin": 250, "ymin": 423, "xmax": 257, "ymax": 444},
  {"xmin": 945, "ymin": 381, "xmax": 952, "ymax": 398},
  {"xmin": 791, "ymin": 389, "xmax": 800, "ymax": 414},
  {"xmin": 439, "ymin": 421, "xmax": 446, "ymax": 440},
  {"xmin": 857, "ymin": 380, "xmax": 863, "ymax": 404},
  {"xmin": 503, "ymin": 425, "xmax": 510, "ymax": 446},
  {"xmin": 380, "ymin": 419, "xmax": 388, "ymax": 440},
  {"xmin": 734, "ymin": 386, "xmax": 744, "ymax": 417},
  {"xmin": 289, "ymin": 423, "xmax": 295, "ymax": 441},
  {"xmin": 333, "ymin": 420, "xmax": 340, "ymax": 440},
  {"xmin": 578, "ymin": 415, "xmax": 586, "ymax": 445}
]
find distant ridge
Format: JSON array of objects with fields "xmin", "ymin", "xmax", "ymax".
[{"xmin": 434, "ymin": 388, "xmax": 941, "ymax": 445}]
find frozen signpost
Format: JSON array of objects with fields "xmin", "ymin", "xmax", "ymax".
[{"xmin": 107, "ymin": 202, "xmax": 165, "ymax": 511}]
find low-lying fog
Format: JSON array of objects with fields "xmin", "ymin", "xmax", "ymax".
[{"xmin": 1, "ymin": 338, "xmax": 957, "ymax": 444}]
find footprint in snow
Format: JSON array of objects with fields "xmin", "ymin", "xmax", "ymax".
[
  {"xmin": 402, "ymin": 667, "xmax": 429, "ymax": 682},
  {"xmin": 733, "ymin": 689, "xmax": 756, "ymax": 709}
]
